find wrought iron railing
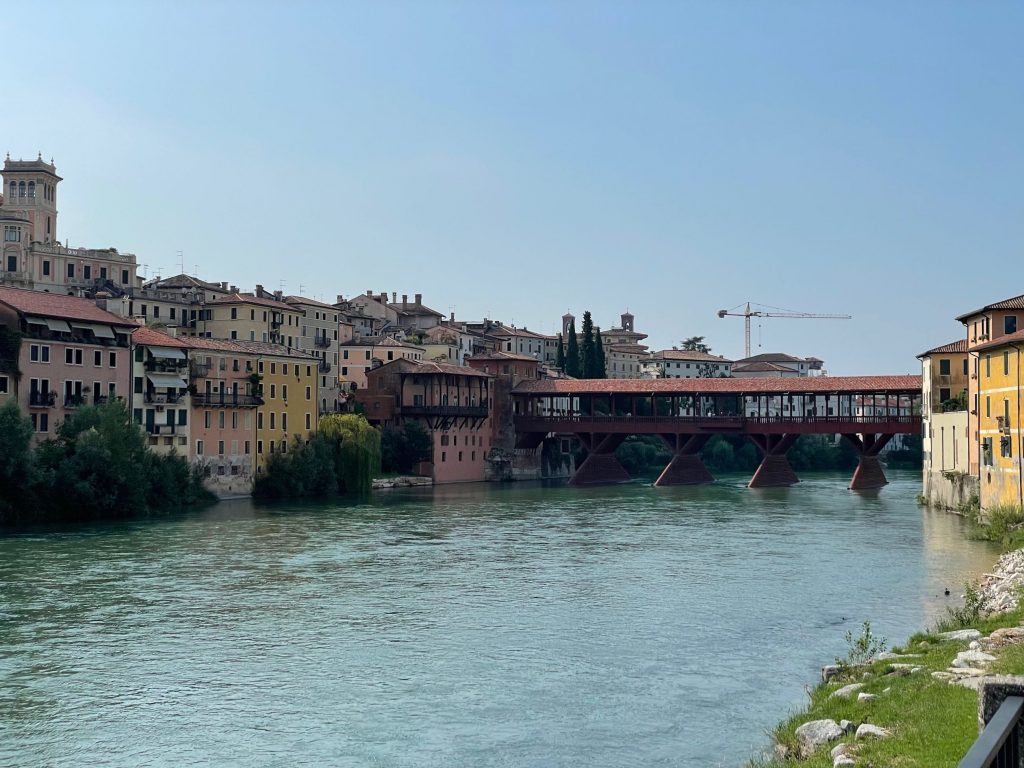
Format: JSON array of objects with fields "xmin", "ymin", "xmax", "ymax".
[
  {"xmin": 318, "ymin": 361, "xmax": 332, "ymax": 373},
  {"xmin": 959, "ymin": 695, "xmax": 1024, "ymax": 767},
  {"xmin": 29, "ymin": 391, "xmax": 56, "ymax": 407},
  {"xmin": 192, "ymin": 392, "xmax": 262, "ymax": 408},
  {"xmin": 314, "ymin": 335, "xmax": 331, "ymax": 348},
  {"xmin": 402, "ymin": 405, "xmax": 489, "ymax": 418}
]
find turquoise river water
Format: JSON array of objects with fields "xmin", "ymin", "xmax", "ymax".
[{"xmin": 0, "ymin": 471, "xmax": 999, "ymax": 767}]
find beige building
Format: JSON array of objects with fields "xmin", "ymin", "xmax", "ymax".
[
  {"xmin": 339, "ymin": 336, "xmax": 425, "ymax": 390},
  {"xmin": 1, "ymin": 155, "xmax": 140, "ymax": 295},
  {"xmin": 286, "ymin": 294, "xmax": 344, "ymax": 415},
  {"xmin": 919, "ymin": 339, "xmax": 973, "ymax": 510},
  {"xmin": 200, "ymin": 288, "xmax": 303, "ymax": 348}
]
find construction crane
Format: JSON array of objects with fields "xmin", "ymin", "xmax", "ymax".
[{"xmin": 717, "ymin": 302, "xmax": 852, "ymax": 358}]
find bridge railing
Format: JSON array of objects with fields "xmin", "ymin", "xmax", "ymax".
[
  {"xmin": 514, "ymin": 414, "xmax": 920, "ymax": 425},
  {"xmin": 959, "ymin": 695, "xmax": 1024, "ymax": 768}
]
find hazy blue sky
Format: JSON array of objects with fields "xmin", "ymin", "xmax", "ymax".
[{"xmin": 5, "ymin": 2, "xmax": 1022, "ymax": 373}]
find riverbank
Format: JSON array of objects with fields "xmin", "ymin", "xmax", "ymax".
[{"xmin": 752, "ymin": 547, "xmax": 1024, "ymax": 767}]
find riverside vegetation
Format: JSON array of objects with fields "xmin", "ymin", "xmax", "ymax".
[
  {"xmin": 752, "ymin": 511, "xmax": 1024, "ymax": 768},
  {"xmin": 0, "ymin": 399, "xmax": 213, "ymax": 525}
]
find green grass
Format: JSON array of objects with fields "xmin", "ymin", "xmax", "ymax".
[
  {"xmin": 971, "ymin": 503, "xmax": 1024, "ymax": 549},
  {"xmin": 748, "ymin": 608, "xmax": 1024, "ymax": 767}
]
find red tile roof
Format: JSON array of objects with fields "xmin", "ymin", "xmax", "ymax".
[
  {"xmin": 511, "ymin": 374, "xmax": 921, "ymax": 396},
  {"xmin": 0, "ymin": 285, "xmax": 138, "ymax": 327},
  {"xmin": 371, "ymin": 357, "xmax": 492, "ymax": 378},
  {"xmin": 956, "ymin": 294, "xmax": 1024, "ymax": 322},
  {"xmin": 466, "ymin": 351, "xmax": 538, "ymax": 362},
  {"xmin": 131, "ymin": 326, "xmax": 191, "ymax": 348},
  {"xmin": 178, "ymin": 337, "xmax": 316, "ymax": 360},
  {"xmin": 918, "ymin": 338, "xmax": 968, "ymax": 357},
  {"xmin": 285, "ymin": 295, "xmax": 337, "ymax": 310},
  {"xmin": 207, "ymin": 292, "xmax": 298, "ymax": 311},
  {"xmin": 974, "ymin": 329, "xmax": 1024, "ymax": 353}
]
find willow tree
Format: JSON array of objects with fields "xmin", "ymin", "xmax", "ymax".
[{"xmin": 319, "ymin": 413, "xmax": 382, "ymax": 495}]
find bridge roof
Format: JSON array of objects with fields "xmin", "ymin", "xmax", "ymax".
[{"xmin": 512, "ymin": 374, "xmax": 921, "ymax": 396}]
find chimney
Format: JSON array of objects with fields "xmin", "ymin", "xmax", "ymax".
[
  {"xmin": 450, "ymin": 312, "xmax": 455, "ymax": 322},
  {"xmin": 255, "ymin": 284, "xmax": 265, "ymax": 298},
  {"xmin": 220, "ymin": 281, "xmax": 228, "ymax": 290},
  {"xmin": 379, "ymin": 292, "xmax": 387, "ymax": 303},
  {"xmin": 415, "ymin": 293, "xmax": 422, "ymax": 306},
  {"xmin": 392, "ymin": 292, "xmax": 397, "ymax": 303},
  {"xmin": 402, "ymin": 294, "xmax": 408, "ymax": 309},
  {"xmin": 337, "ymin": 294, "xmax": 344, "ymax": 304},
  {"xmin": 274, "ymin": 290, "xmax": 282, "ymax": 300},
  {"xmin": 366, "ymin": 289, "xmax": 372, "ymax": 297},
  {"xmin": 230, "ymin": 285, "xmax": 238, "ymax": 293}
]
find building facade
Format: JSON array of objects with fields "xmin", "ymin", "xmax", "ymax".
[{"xmin": 130, "ymin": 327, "xmax": 191, "ymax": 456}]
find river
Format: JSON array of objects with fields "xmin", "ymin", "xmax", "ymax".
[{"xmin": 0, "ymin": 470, "xmax": 997, "ymax": 767}]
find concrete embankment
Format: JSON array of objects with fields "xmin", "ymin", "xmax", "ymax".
[{"xmin": 372, "ymin": 476, "xmax": 433, "ymax": 490}]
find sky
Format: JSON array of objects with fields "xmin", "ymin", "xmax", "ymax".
[{"xmin": 4, "ymin": 1, "xmax": 1022, "ymax": 373}]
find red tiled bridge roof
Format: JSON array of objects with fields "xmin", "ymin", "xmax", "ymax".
[{"xmin": 512, "ymin": 374, "xmax": 921, "ymax": 396}]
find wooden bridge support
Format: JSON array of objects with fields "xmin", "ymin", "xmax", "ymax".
[
  {"xmin": 654, "ymin": 434, "xmax": 714, "ymax": 486},
  {"xmin": 568, "ymin": 433, "xmax": 630, "ymax": 486},
  {"xmin": 842, "ymin": 433, "xmax": 895, "ymax": 491},
  {"xmin": 748, "ymin": 434, "xmax": 800, "ymax": 488}
]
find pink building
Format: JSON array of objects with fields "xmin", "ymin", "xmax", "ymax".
[
  {"xmin": 359, "ymin": 358, "xmax": 493, "ymax": 483},
  {"xmin": 0, "ymin": 286, "xmax": 136, "ymax": 441}
]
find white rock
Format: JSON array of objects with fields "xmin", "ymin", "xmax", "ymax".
[
  {"xmin": 834, "ymin": 758, "xmax": 856, "ymax": 767},
  {"xmin": 932, "ymin": 671, "xmax": 955, "ymax": 680},
  {"xmin": 855, "ymin": 723, "xmax": 892, "ymax": 740},
  {"xmin": 940, "ymin": 629, "xmax": 982, "ymax": 641},
  {"xmin": 949, "ymin": 666, "xmax": 988, "ymax": 677},
  {"xmin": 876, "ymin": 652, "xmax": 922, "ymax": 660},
  {"xmin": 822, "ymin": 664, "xmax": 843, "ymax": 682},
  {"xmin": 830, "ymin": 683, "xmax": 865, "ymax": 699},
  {"xmin": 796, "ymin": 719, "xmax": 844, "ymax": 754},
  {"xmin": 952, "ymin": 650, "xmax": 997, "ymax": 668},
  {"xmin": 858, "ymin": 692, "xmax": 878, "ymax": 702},
  {"xmin": 831, "ymin": 742, "xmax": 855, "ymax": 759}
]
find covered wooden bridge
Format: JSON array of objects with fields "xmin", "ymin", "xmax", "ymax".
[{"xmin": 510, "ymin": 375, "xmax": 922, "ymax": 490}]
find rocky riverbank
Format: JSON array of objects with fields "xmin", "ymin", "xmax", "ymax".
[
  {"xmin": 372, "ymin": 475, "xmax": 433, "ymax": 490},
  {"xmin": 756, "ymin": 547, "xmax": 1024, "ymax": 768}
]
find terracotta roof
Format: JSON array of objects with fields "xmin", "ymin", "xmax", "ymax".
[
  {"xmin": 974, "ymin": 329, "xmax": 1024, "ymax": 353},
  {"xmin": 918, "ymin": 338, "xmax": 968, "ymax": 357},
  {"xmin": 732, "ymin": 361, "xmax": 793, "ymax": 373},
  {"xmin": 180, "ymin": 337, "xmax": 316, "ymax": 360},
  {"xmin": 132, "ymin": 326, "xmax": 191, "ymax": 348},
  {"xmin": 370, "ymin": 357, "xmax": 492, "ymax": 378},
  {"xmin": 608, "ymin": 344, "xmax": 644, "ymax": 354},
  {"xmin": 736, "ymin": 352, "xmax": 805, "ymax": 364},
  {"xmin": 207, "ymin": 292, "xmax": 298, "ymax": 311},
  {"xmin": 956, "ymin": 294, "xmax": 1024, "ymax": 322},
  {"xmin": 511, "ymin": 375, "xmax": 922, "ymax": 396},
  {"xmin": 146, "ymin": 273, "xmax": 225, "ymax": 292},
  {"xmin": 389, "ymin": 302, "xmax": 444, "ymax": 317},
  {"xmin": 0, "ymin": 285, "xmax": 138, "ymax": 327},
  {"xmin": 285, "ymin": 295, "xmax": 337, "ymax": 310},
  {"xmin": 466, "ymin": 351, "xmax": 538, "ymax": 362},
  {"xmin": 651, "ymin": 349, "xmax": 732, "ymax": 363}
]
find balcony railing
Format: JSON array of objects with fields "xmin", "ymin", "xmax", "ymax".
[
  {"xmin": 318, "ymin": 361, "xmax": 332, "ymax": 373},
  {"xmin": 192, "ymin": 392, "xmax": 263, "ymax": 408},
  {"xmin": 29, "ymin": 391, "xmax": 56, "ymax": 408},
  {"xmin": 145, "ymin": 392, "xmax": 185, "ymax": 405},
  {"xmin": 314, "ymin": 335, "xmax": 331, "ymax": 348},
  {"xmin": 959, "ymin": 695, "xmax": 1023, "ymax": 767},
  {"xmin": 64, "ymin": 395, "xmax": 86, "ymax": 408},
  {"xmin": 145, "ymin": 423, "xmax": 178, "ymax": 436},
  {"xmin": 189, "ymin": 361, "xmax": 212, "ymax": 378},
  {"xmin": 401, "ymin": 405, "xmax": 489, "ymax": 418}
]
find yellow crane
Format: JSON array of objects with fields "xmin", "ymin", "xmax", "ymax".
[{"xmin": 717, "ymin": 302, "xmax": 852, "ymax": 358}]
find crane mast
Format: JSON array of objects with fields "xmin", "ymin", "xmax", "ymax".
[{"xmin": 717, "ymin": 302, "xmax": 852, "ymax": 358}]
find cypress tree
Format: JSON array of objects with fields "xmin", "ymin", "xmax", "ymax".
[
  {"xmin": 580, "ymin": 311, "xmax": 597, "ymax": 378},
  {"xmin": 594, "ymin": 327, "xmax": 607, "ymax": 378},
  {"xmin": 555, "ymin": 333, "xmax": 566, "ymax": 371},
  {"xmin": 565, "ymin": 320, "xmax": 581, "ymax": 378}
]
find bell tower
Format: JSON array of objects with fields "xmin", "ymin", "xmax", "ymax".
[{"xmin": 2, "ymin": 152, "xmax": 61, "ymax": 244}]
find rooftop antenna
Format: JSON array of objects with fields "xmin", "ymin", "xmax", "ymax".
[
  {"xmin": 193, "ymin": 264, "xmax": 199, "ymax": 277},
  {"xmin": 141, "ymin": 263, "xmax": 149, "ymax": 279},
  {"xmin": 177, "ymin": 250, "xmax": 184, "ymax": 274},
  {"xmin": 278, "ymin": 279, "xmax": 286, "ymax": 292},
  {"xmin": 299, "ymin": 283, "xmax": 305, "ymax": 296}
]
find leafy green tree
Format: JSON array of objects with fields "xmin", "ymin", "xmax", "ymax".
[
  {"xmin": 594, "ymin": 327, "xmax": 607, "ymax": 378},
  {"xmin": 255, "ymin": 434, "xmax": 338, "ymax": 499},
  {"xmin": 381, "ymin": 421, "xmax": 433, "ymax": 474},
  {"xmin": 319, "ymin": 413, "xmax": 382, "ymax": 495},
  {"xmin": 681, "ymin": 336, "xmax": 711, "ymax": 354},
  {"xmin": 0, "ymin": 400, "xmax": 37, "ymax": 521},
  {"xmin": 580, "ymin": 311, "xmax": 598, "ymax": 378},
  {"xmin": 564, "ymin": 319, "xmax": 581, "ymax": 378},
  {"xmin": 555, "ymin": 334, "xmax": 566, "ymax": 371}
]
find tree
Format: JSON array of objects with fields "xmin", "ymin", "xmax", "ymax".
[
  {"xmin": 381, "ymin": 421, "xmax": 432, "ymax": 474},
  {"xmin": 0, "ymin": 400, "xmax": 37, "ymax": 520},
  {"xmin": 681, "ymin": 336, "xmax": 711, "ymax": 354},
  {"xmin": 594, "ymin": 327, "xmax": 607, "ymax": 379},
  {"xmin": 319, "ymin": 413, "xmax": 382, "ymax": 495},
  {"xmin": 564, "ymin": 319, "xmax": 581, "ymax": 378},
  {"xmin": 580, "ymin": 311, "xmax": 598, "ymax": 379},
  {"xmin": 555, "ymin": 334, "xmax": 566, "ymax": 371}
]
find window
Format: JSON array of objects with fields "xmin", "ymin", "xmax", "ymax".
[
  {"xmin": 939, "ymin": 388, "xmax": 950, "ymax": 402},
  {"xmin": 94, "ymin": 350, "xmax": 102, "ymax": 366},
  {"xmin": 1002, "ymin": 436, "xmax": 1013, "ymax": 459},
  {"xmin": 3, "ymin": 226, "xmax": 19, "ymax": 242},
  {"xmin": 441, "ymin": 451, "xmax": 446, "ymax": 462},
  {"xmin": 205, "ymin": 411, "xmax": 212, "ymax": 428},
  {"xmin": 245, "ymin": 441, "xmax": 251, "ymax": 455},
  {"xmin": 257, "ymin": 412, "xmax": 263, "ymax": 429},
  {"xmin": 197, "ymin": 440, "xmax": 204, "ymax": 456},
  {"xmin": 305, "ymin": 413, "xmax": 311, "ymax": 430},
  {"xmin": 67, "ymin": 263, "xmax": 75, "ymax": 278},
  {"xmin": 283, "ymin": 364, "xmax": 288, "ymax": 375},
  {"xmin": 232, "ymin": 412, "xmax": 237, "ymax": 429},
  {"xmin": 986, "ymin": 355, "xmax": 991, "ymax": 377},
  {"xmin": 282, "ymin": 413, "xmax": 288, "ymax": 431},
  {"xmin": 964, "ymin": 358, "xmax": 969, "ymax": 375},
  {"xmin": 0, "ymin": 375, "xmax": 7, "ymax": 393},
  {"xmin": 42, "ymin": 260, "xmax": 50, "ymax": 276},
  {"xmin": 218, "ymin": 441, "xmax": 225, "ymax": 456},
  {"xmin": 109, "ymin": 352, "xmax": 116, "ymax": 367},
  {"xmin": 270, "ymin": 384, "xmax": 276, "ymax": 399},
  {"xmin": 939, "ymin": 359, "xmax": 951, "ymax": 376},
  {"xmin": 38, "ymin": 414, "xmax": 48, "ymax": 433},
  {"xmin": 84, "ymin": 265, "xmax": 92, "ymax": 280},
  {"xmin": 987, "ymin": 396, "xmax": 991, "ymax": 418},
  {"xmin": 1006, "ymin": 351, "xmax": 1011, "ymax": 376},
  {"xmin": 218, "ymin": 412, "xmax": 225, "ymax": 429},
  {"xmin": 282, "ymin": 385, "xmax": 288, "ymax": 401},
  {"xmin": 178, "ymin": 410, "xmax": 187, "ymax": 426},
  {"xmin": 1007, "ymin": 316, "xmax": 1018, "ymax": 335},
  {"xmin": 121, "ymin": 269, "xmax": 129, "ymax": 284},
  {"xmin": 341, "ymin": 367, "xmax": 348, "ymax": 376},
  {"xmin": 231, "ymin": 308, "xmax": 238, "ymax": 320},
  {"xmin": 305, "ymin": 386, "xmax": 311, "ymax": 400},
  {"xmin": 257, "ymin": 440, "xmax": 264, "ymax": 455}
]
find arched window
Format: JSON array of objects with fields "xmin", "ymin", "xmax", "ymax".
[
  {"xmin": 8, "ymin": 182, "xmax": 14, "ymax": 199},
  {"xmin": 27, "ymin": 181, "xmax": 35, "ymax": 198},
  {"xmin": 18, "ymin": 181, "xmax": 25, "ymax": 197}
]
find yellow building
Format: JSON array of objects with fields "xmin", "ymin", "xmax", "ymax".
[
  {"xmin": 231, "ymin": 341, "xmax": 319, "ymax": 472},
  {"xmin": 974, "ymin": 330, "xmax": 1024, "ymax": 509},
  {"xmin": 201, "ymin": 289, "xmax": 303, "ymax": 349}
]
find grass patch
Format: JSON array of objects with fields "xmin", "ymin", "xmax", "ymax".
[
  {"xmin": 971, "ymin": 503, "xmax": 1024, "ymax": 549},
  {"xmin": 747, "ymin": 607, "xmax": 1024, "ymax": 767}
]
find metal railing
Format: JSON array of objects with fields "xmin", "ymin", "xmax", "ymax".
[
  {"xmin": 314, "ymin": 335, "xmax": 331, "ymax": 348},
  {"xmin": 29, "ymin": 392, "xmax": 56, "ymax": 407},
  {"xmin": 145, "ymin": 392, "xmax": 184, "ymax": 404},
  {"xmin": 145, "ymin": 423, "xmax": 178, "ymax": 436},
  {"xmin": 192, "ymin": 392, "xmax": 262, "ymax": 408},
  {"xmin": 959, "ymin": 695, "xmax": 1024, "ymax": 767},
  {"xmin": 318, "ymin": 361, "xmax": 332, "ymax": 373},
  {"xmin": 514, "ymin": 414, "xmax": 920, "ymax": 425},
  {"xmin": 402, "ymin": 405, "xmax": 489, "ymax": 418}
]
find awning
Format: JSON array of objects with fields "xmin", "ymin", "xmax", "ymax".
[
  {"xmin": 148, "ymin": 346, "xmax": 187, "ymax": 360},
  {"xmin": 90, "ymin": 324, "xmax": 116, "ymax": 339},
  {"xmin": 45, "ymin": 318, "xmax": 71, "ymax": 333},
  {"xmin": 147, "ymin": 373, "xmax": 188, "ymax": 389}
]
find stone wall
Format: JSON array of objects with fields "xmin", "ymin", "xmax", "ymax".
[{"xmin": 923, "ymin": 469, "xmax": 978, "ymax": 512}]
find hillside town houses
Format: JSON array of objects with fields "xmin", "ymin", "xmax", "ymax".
[{"xmin": 0, "ymin": 154, "xmax": 840, "ymax": 496}]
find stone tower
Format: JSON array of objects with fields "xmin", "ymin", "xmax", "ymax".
[
  {"xmin": 2, "ymin": 153, "xmax": 61, "ymax": 245},
  {"xmin": 562, "ymin": 311, "xmax": 575, "ymax": 337},
  {"xmin": 620, "ymin": 311, "xmax": 634, "ymax": 332}
]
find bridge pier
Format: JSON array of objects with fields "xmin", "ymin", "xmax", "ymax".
[
  {"xmin": 748, "ymin": 434, "xmax": 800, "ymax": 488},
  {"xmin": 569, "ymin": 433, "xmax": 631, "ymax": 486},
  {"xmin": 655, "ymin": 434, "xmax": 713, "ymax": 486},
  {"xmin": 842, "ymin": 433, "xmax": 895, "ymax": 490}
]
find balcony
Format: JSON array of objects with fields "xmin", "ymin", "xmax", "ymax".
[
  {"xmin": 145, "ymin": 392, "xmax": 185, "ymax": 405},
  {"xmin": 189, "ymin": 361, "xmax": 212, "ymax": 378},
  {"xmin": 401, "ymin": 404, "xmax": 489, "ymax": 418},
  {"xmin": 319, "ymin": 361, "xmax": 332, "ymax": 374},
  {"xmin": 145, "ymin": 423, "xmax": 178, "ymax": 436},
  {"xmin": 29, "ymin": 391, "xmax": 56, "ymax": 408},
  {"xmin": 63, "ymin": 395, "xmax": 86, "ymax": 409},
  {"xmin": 193, "ymin": 392, "xmax": 263, "ymax": 408},
  {"xmin": 314, "ymin": 335, "xmax": 331, "ymax": 349}
]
